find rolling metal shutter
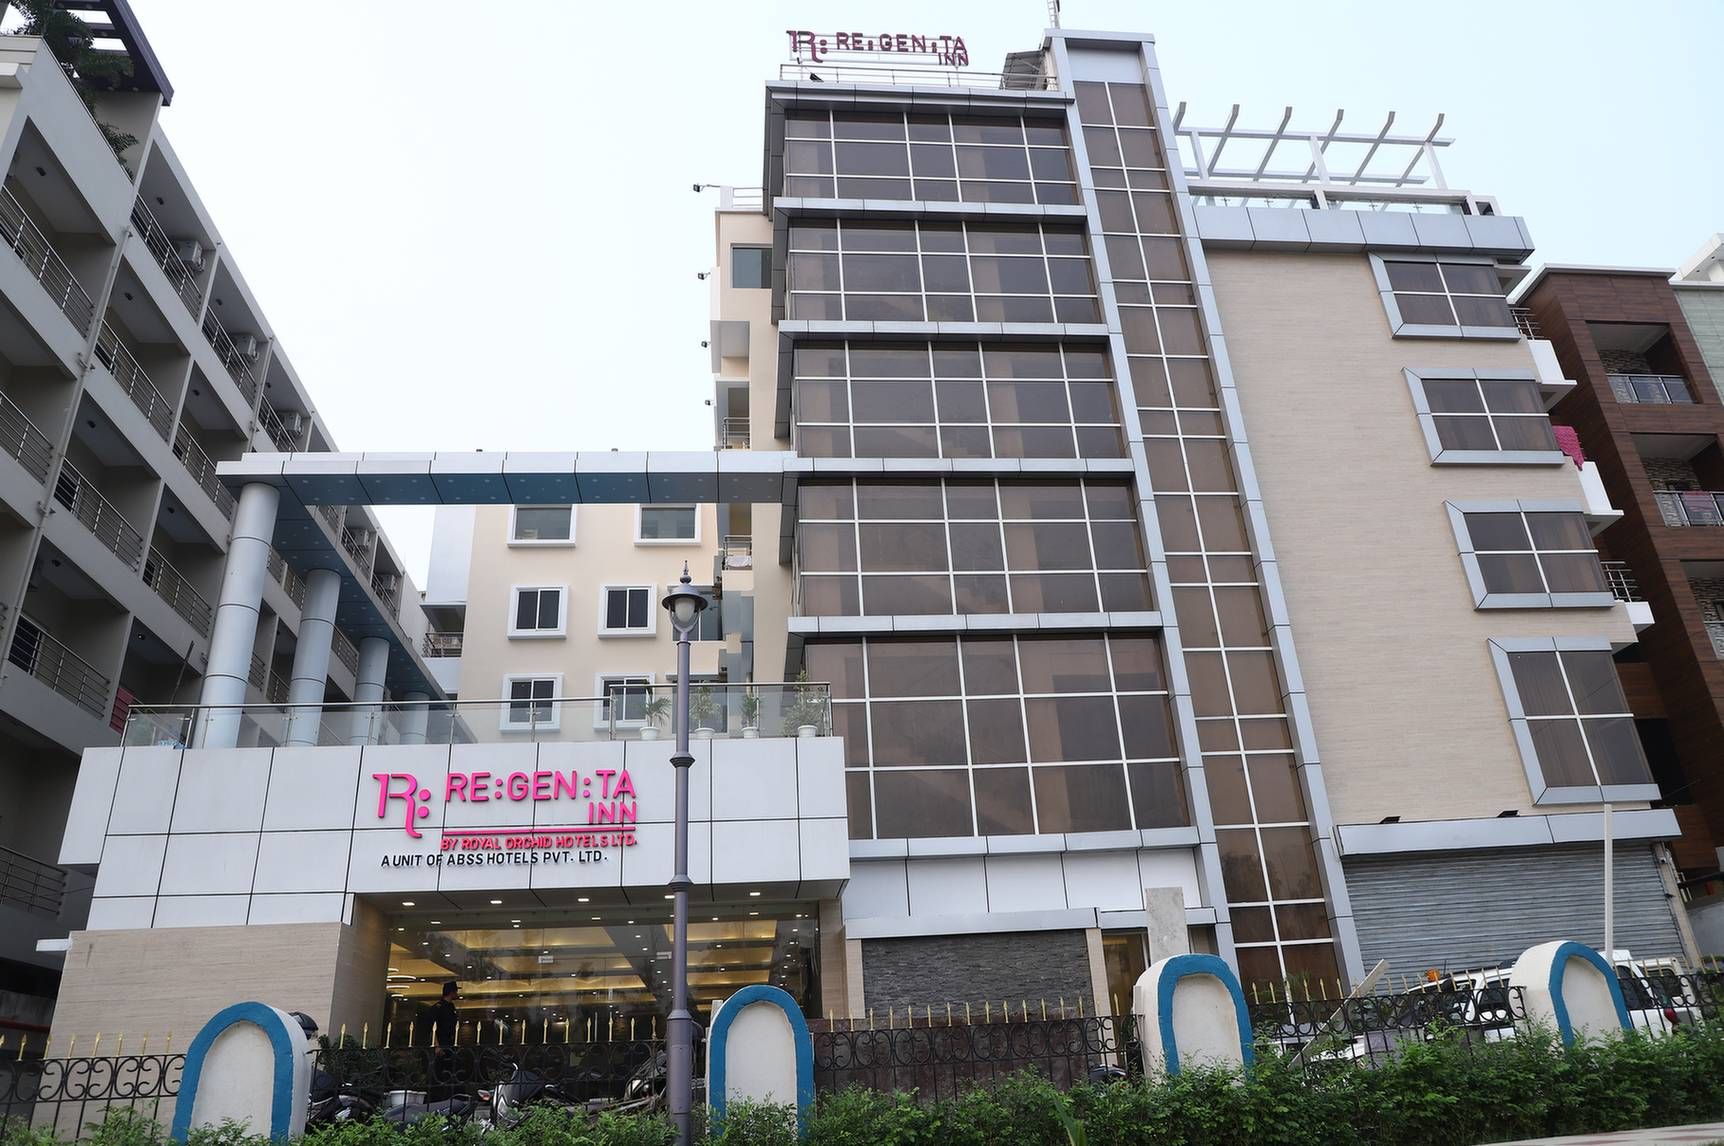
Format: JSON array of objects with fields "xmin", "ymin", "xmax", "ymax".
[{"xmin": 1345, "ymin": 843, "xmax": 1684, "ymax": 979}]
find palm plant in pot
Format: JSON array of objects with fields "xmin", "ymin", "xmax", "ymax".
[
  {"xmin": 783, "ymin": 671, "xmax": 828, "ymax": 738},
  {"xmin": 639, "ymin": 694, "xmax": 671, "ymax": 741},
  {"xmin": 739, "ymin": 688, "xmax": 761, "ymax": 738},
  {"xmin": 690, "ymin": 685, "xmax": 719, "ymax": 738}
]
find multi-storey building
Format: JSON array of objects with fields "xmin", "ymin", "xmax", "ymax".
[
  {"xmin": 0, "ymin": 10, "xmax": 441, "ymax": 1027},
  {"xmin": 42, "ymin": 23, "xmax": 1699, "ymax": 1048}
]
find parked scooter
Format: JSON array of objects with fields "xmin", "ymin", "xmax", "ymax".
[{"xmin": 477, "ymin": 1061, "xmax": 581, "ymax": 1129}]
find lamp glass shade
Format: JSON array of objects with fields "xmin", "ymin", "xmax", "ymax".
[{"xmin": 670, "ymin": 596, "xmax": 700, "ymax": 628}]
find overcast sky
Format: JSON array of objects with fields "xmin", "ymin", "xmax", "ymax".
[{"xmin": 118, "ymin": 0, "xmax": 1722, "ymax": 584}]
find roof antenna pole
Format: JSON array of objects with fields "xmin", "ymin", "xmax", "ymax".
[{"xmin": 1048, "ymin": 0, "xmax": 1061, "ymax": 28}]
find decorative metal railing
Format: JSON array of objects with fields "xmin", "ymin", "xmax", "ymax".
[
  {"xmin": 92, "ymin": 324, "xmax": 172, "ymax": 440},
  {"xmin": 199, "ymin": 310, "xmax": 258, "ymax": 404},
  {"xmin": 0, "ymin": 389, "xmax": 53, "ymax": 482},
  {"xmin": 1654, "ymin": 489, "xmax": 1724, "ymax": 527},
  {"xmin": 1609, "ymin": 373, "xmax": 1693, "ymax": 405},
  {"xmin": 1707, "ymin": 620, "xmax": 1724, "ymax": 660},
  {"xmin": 6, "ymin": 614, "xmax": 110, "ymax": 717},
  {"xmin": 53, "ymin": 462, "xmax": 144, "ymax": 571},
  {"xmin": 0, "ymin": 844, "xmax": 66, "ymax": 917},
  {"xmin": 141, "ymin": 547, "xmax": 212, "ymax": 636},
  {"xmin": 1601, "ymin": 560, "xmax": 1642, "ymax": 603},
  {"xmin": 170, "ymin": 425, "xmax": 235, "ymax": 518},
  {"xmin": 0, "ymin": 1052, "xmax": 183, "ymax": 1140},
  {"xmin": 129, "ymin": 196, "xmax": 202, "ymax": 315},
  {"xmin": 0, "ymin": 184, "xmax": 94, "ymax": 335}
]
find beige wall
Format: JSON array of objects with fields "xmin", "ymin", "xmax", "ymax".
[
  {"xmin": 1208, "ymin": 250, "xmax": 1638, "ymax": 827},
  {"xmin": 458, "ymin": 504, "xmax": 722, "ymax": 703},
  {"xmin": 50, "ymin": 902, "xmax": 388, "ymax": 1048}
]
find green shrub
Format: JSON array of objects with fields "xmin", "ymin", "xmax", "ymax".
[
  {"xmin": 84, "ymin": 1109, "xmax": 170, "ymax": 1146},
  {"xmin": 709, "ymin": 1100, "xmax": 796, "ymax": 1146}
]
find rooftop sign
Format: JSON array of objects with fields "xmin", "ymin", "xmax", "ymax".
[{"xmin": 787, "ymin": 30, "xmax": 969, "ymax": 67}]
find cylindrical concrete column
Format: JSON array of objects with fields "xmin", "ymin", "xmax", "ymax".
[
  {"xmin": 284, "ymin": 569, "xmax": 342, "ymax": 747},
  {"xmin": 399, "ymin": 690, "xmax": 430, "ymax": 746},
  {"xmin": 347, "ymin": 636, "xmax": 390, "ymax": 746},
  {"xmin": 196, "ymin": 482, "xmax": 280, "ymax": 748}
]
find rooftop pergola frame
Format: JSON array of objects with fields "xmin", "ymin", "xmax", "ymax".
[{"xmin": 1171, "ymin": 104, "xmax": 1453, "ymax": 194}]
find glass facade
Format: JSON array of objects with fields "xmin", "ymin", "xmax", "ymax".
[
  {"xmin": 808, "ymin": 633, "xmax": 1187, "ymax": 840},
  {"xmin": 793, "ymin": 341, "xmax": 1123, "ymax": 460}
]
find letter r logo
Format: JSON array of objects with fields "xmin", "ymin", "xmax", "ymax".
[{"xmin": 374, "ymin": 772, "xmax": 433, "ymax": 838}]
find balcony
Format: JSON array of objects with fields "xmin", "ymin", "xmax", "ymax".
[
  {"xmin": 0, "ymin": 390, "xmax": 53, "ymax": 483},
  {"xmin": 1610, "ymin": 374, "xmax": 1693, "ymax": 405},
  {"xmin": 93, "ymin": 323, "xmax": 173, "ymax": 440},
  {"xmin": 0, "ymin": 185, "xmax": 95, "ymax": 336},
  {"xmin": 128, "ymin": 197, "xmax": 203, "ymax": 317},
  {"xmin": 0, "ymin": 845, "xmax": 67, "ymax": 919},
  {"xmin": 53, "ymin": 461, "xmax": 144, "ymax": 571},
  {"xmin": 7, "ymin": 614, "xmax": 111, "ymax": 717},
  {"xmin": 777, "ymin": 60, "xmax": 1053, "ymax": 90},
  {"xmin": 340, "ymin": 524, "xmax": 373, "ymax": 571},
  {"xmin": 171, "ymin": 425, "xmax": 237, "ymax": 518},
  {"xmin": 721, "ymin": 534, "xmax": 754, "ymax": 570},
  {"xmin": 1708, "ymin": 621, "xmax": 1724, "ymax": 660},
  {"xmin": 332, "ymin": 628, "xmax": 359, "ymax": 676},
  {"xmin": 718, "ymin": 416, "xmax": 751, "ymax": 449},
  {"xmin": 266, "ymin": 669, "xmax": 290, "ymax": 705},
  {"xmin": 258, "ymin": 400, "xmax": 297, "ymax": 452},
  {"xmin": 266, "ymin": 547, "xmax": 307, "ymax": 609},
  {"xmin": 201, "ymin": 309, "xmax": 259, "ymax": 405},
  {"xmin": 248, "ymin": 652, "xmax": 266, "ymax": 691},
  {"xmin": 141, "ymin": 546, "xmax": 213, "ymax": 636},
  {"xmin": 1602, "ymin": 561, "xmax": 1642, "ymax": 603},
  {"xmin": 1510, "ymin": 305, "xmax": 1543, "ymax": 340},
  {"xmin": 1654, "ymin": 490, "xmax": 1724, "ymax": 527},
  {"xmin": 370, "ymin": 571, "xmax": 401, "ymax": 612},
  {"xmin": 424, "ymin": 631, "xmax": 463, "ymax": 657}
]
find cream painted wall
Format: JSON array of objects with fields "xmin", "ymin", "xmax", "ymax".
[
  {"xmin": 458, "ymin": 503, "xmax": 721, "ymax": 702},
  {"xmin": 1208, "ymin": 249, "xmax": 1638, "ymax": 827}
]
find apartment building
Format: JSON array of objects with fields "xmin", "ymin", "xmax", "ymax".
[{"xmin": 0, "ymin": 8, "xmax": 439, "ymax": 1026}]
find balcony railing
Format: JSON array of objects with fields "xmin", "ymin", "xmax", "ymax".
[
  {"xmin": 317, "ymin": 502, "xmax": 345, "ymax": 534},
  {"xmin": 718, "ymin": 416, "xmax": 751, "ymax": 449},
  {"xmin": 1707, "ymin": 621, "xmax": 1724, "ymax": 660},
  {"xmin": 266, "ymin": 547, "xmax": 307, "ymax": 608},
  {"xmin": 0, "ymin": 844, "xmax": 67, "ymax": 918},
  {"xmin": 93, "ymin": 323, "xmax": 173, "ymax": 440},
  {"xmin": 1601, "ymin": 561, "xmax": 1642, "ymax": 603},
  {"xmin": 721, "ymin": 534, "xmax": 754, "ymax": 570},
  {"xmin": 266, "ymin": 670, "xmax": 290, "ymax": 705},
  {"xmin": 247, "ymin": 652, "xmax": 266, "ymax": 691},
  {"xmin": 171, "ymin": 424, "xmax": 237, "ymax": 518},
  {"xmin": 424, "ymin": 631, "xmax": 463, "ymax": 657},
  {"xmin": 341, "ymin": 525, "xmax": 373, "ymax": 570},
  {"xmin": 0, "ymin": 389, "xmax": 53, "ymax": 482},
  {"xmin": 1610, "ymin": 374, "xmax": 1693, "ymax": 405},
  {"xmin": 778, "ymin": 60, "xmax": 1053, "ymax": 90},
  {"xmin": 1654, "ymin": 490, "xmax": 1724, "ymax": 527},
  {"xmin": 719, "ymin": 186, "xmax": 764, "ymax": 212},
  {"xmin": 371, "ymin": 571, "xmax": 401, "ymax": 612},
  {"xmin": 7, "ymin": 614, "xmax": 111, "ymax": 717},
  {"xmin": 1509, "ymin": 305, "xmax": 1543, "ymax": 340},
  {"xmin": 142, "ymin": 546, "xmax": 213, "ymax": 636},
  {"xmin": 332, "ymin": 629, "xmax": 359, "ymax": 676},
  {"xmin": 0, "ymin": 184, "xmax": 95, "ymax": 335},
  {"xmin": 257, "ymin": 400, "xmax": 297, "ymax": 452},
  {"xmin": 54, "ymin": 461, "xmax": 144, "ymax": 570},
  {"xmin": 200, "ymin": 310, "xmax": 259, "ymax": 404},
  {"xmin": 128, "ymin": 197, "xmax": 203, "ymax": 315}
]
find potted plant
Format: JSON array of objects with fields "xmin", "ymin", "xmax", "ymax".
[
  {"xmin": 639, "ymin": 694, "xmax": 671, "ymax": 741},
  {"xmin": 739, "ymin": 688, "xmax": 762, "ymax": 738},
  {"xmin": 690, "ymin": 685, "xmax": 719, "ymax": 739},
  {"xmin": 783, "ymin": 671, "xmax": 827, "ymax": 738}
]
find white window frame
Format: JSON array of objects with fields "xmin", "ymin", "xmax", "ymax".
[
  {"xmin": 598, "ymin": 584, "xmax": 657, "ymax": 637},
  {"xmin": 1369, "ymin": 253, "xmax": 1521, "ymax": 341},
  {"xmin": 508, "ymin": 505, "xmax": 577, "ymax": 546},
  {"xmin": 1444, "ymin": 500, "xmax": 1615, "ymax": 611},
  {"xmin": 1403, "ymin": 368, "xmax": 1567, "ymax": 466},
  {"xmin": 635, "ymin": 504, "xmax": 701, "ymax": 545},
  {"xmin": 508, "ymin": 584, "xmax": 568, "ymax": 638},
  {"xmin": 594, "ymin": 672, "xmax": 656, "ymax": 730},
  {"xmin": 1487, "ymin": 636, "xmax": 1658, "ymax": 806},
  {"xmin": 500, "ymin": 673, "xmax": 562, "ymax": 732}
]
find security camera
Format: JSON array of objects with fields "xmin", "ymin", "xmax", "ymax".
[
  {"xmin": 696, "ymin": 271, "xmax": 709, "ymax": 281},
  {"xmin": 700, "ymin": 341, "xmax": 710, "ymax": 348}
]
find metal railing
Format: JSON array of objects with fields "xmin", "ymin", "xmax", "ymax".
[
  {"xmin": 1654, "ymin": 489, "xmax": 1724, "ymax": 527},
  {"xmin": 256, "ymin": 400, "xmax": 296, "ymax": 452},
  {"xmin": 718, "ymin": 416, "xmax": 750, "ymax": 449},
  {"xmin": 341, "ymin": 525, "xmax": 373, "ymax": 570},
  {"xmin": 92, "ymin": 323, "xmax": 173, "ymax": 440},
  {"xmin": 370, "ymin": 571, "xmax": 400, "ymax": 612},
  {"xmin": 0, "ymin": 389, "xmax": 53, "ymax": 482},
  {"xmin": 200, "ymin": 310, "xmax": 258, "ymax": 404},
  {"xmin": 129, "ymin": 196, "xmax": 203, "ymax": 315},
  {"xmin": 0, "ymin": 844, "xmax": 67, "ymax": 918},
  {"xmin": 53, "ymin": 461, "xmax": 144, "ymax": 570},
  {"xmin": 0, "ymin": 184, "xmax": 94, "ymax": 335},
  {"xmin": 266, "ymin": 670, "xmax": 290, "ymax": 705},
  {"xmin": 141, "ymin": 547, "xmax": 212, "ymax": 636},
  {"xmin": 719, "ymin": 186, "xmax": 764, "ymax": 212},
  {"xmin": 1509, "ymin": 304, "xmax": 1543, "ymax": 340},
  {"xmin": 1601, "ymin": 560, "xmax": 1642, "ymax": 603},
  {"xmin": 247, "ymin": 652, "xmax": 266, "ymax": 690},
  {"xmin": 266, "ymin": 547, "xmax": 306, "ymax": 608},
  {"xmin": 1609, "ymin": 373, "xmax": 1693, "ymax": 405},
  {"xmin": 778, "ymin": 60, "xmax": 1054, "ymax": 90},
  {"xmin": 423, "ymin": 630, "xmax": 463, "ymax": 657},
  {"xmin": 1707, "ymin": 621, "xmax": 1724, "ymax": 660},
  {"xmin": 170, "ymin": 424, "xmax": 236, "ymax": 518},
  {"xmin": 7, "ymin": 614, "xmax": 111, "ymax": 717},
  {"xmin": 0, "ymin": 1052, "xmax": 183, "ymax": 1140},
  {"xmin": 721, "ymin": 534, "xmax": 754, "ymax": 570},
  {"xmin": 317, "ymin": 501, "xmax": 345, "ymax": 534},
  {"xmin": 332, "ymin": 629, "xmax": 359, "ymax": 675}
]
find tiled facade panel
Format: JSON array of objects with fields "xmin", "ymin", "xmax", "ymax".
[{"xmin": 861, "ymin": 930, "xmax": 1092, "ymax": 1012}]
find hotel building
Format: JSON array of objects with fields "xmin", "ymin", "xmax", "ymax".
[
  {"xmin": 42, "ymin": 24, "xmax": 1700, "ymax": 1045},
  {"xmin": 0, "ymin": 5, "xmax": 441, "ymax": 1033}
]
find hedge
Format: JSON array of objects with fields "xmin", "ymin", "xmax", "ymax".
[{"xmin": 11, "ymin": 1022, "xmax": 1724, "ymax": 1146}]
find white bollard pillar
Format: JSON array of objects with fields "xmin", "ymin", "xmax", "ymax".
[
  {"xmin": 347, "ymin": 637, "xmax": 390, "ymax": 746},
  {"xmin": 284, "ymin": 569, "xmax": 342, "ymax": 747},
  {"xmin": 195, "ymin": 483, "xmax": 279, "ymax": 749},
  {"xmin": 399, "ymin": 690, "xmax": 430, "ymax": 745}
]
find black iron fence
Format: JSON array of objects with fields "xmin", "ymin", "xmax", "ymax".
[
  {"xmin": 0, "ymin": 1051, "xmax": 182, "ymax": 1140},
  {"xmin": 313, "ymin": 1039, "xmax": 676, "ymax": 1111}
]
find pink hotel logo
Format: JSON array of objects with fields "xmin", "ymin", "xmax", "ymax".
[{"xmin": 373, "ymin": 769, "xmax": 639, "ymax": 847}]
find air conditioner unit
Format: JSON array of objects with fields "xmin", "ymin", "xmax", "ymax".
[
  {"xmin": 174, "ymin": 241, "xmax": 205, "ymax": 271},
  {"xmin": 284, "ymin": 412, "xmax": 307, "ymax": 434},
  {"xmin": 232, "ymin": 333, "xmax": 260, "ymax": 359}
]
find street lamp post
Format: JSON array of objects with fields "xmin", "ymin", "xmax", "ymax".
[{"xmin": 660, "ymin": 565, "xmax": 707, "ymax": 1146}]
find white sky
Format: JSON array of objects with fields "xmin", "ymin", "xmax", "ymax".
[{"xmin": 120, "ymin": 0, "xmax": 1723, "ymax": 585}]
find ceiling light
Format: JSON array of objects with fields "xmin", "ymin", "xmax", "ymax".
[
  {"xmin": 511, "ymin": 919, "xmax": 522, "ymax": 923},
  {"xmin": 490, "ymin": 899, "xmax": 503, "ymax": 905},
  {"xmin": 401, "ymin": 901, "xmax": 415, "ymax": 907},
  {"xmin": 748, "ymin": 891, "xmax": 761, "ymax": 897},
  {"xmin": 577, "ymin": 897, "xmax": 589, "ymax": 903},
  {"xmin": 430, "ymin": 921, "xmax": 441, "ymax": 925},
  {"xmin": 590, "ymin": 916, "xmax": 600, "ymax": 921},
  {"xmin": 749, "ymin": 912, "xmax": 759, "ymax": 917}
]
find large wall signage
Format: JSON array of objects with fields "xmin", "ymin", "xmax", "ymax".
[
  {"xmin": 374, "ymin": 768, "xmax": 640, "ymax": 864},
  {"xmin": 786, "ymin": 30, "xmax": 969, "ymax": 67}
]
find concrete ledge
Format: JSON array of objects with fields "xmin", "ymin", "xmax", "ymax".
[{"xmin": 1337, "ymin": 807, "xmax": 1680, "ymax": 856}]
